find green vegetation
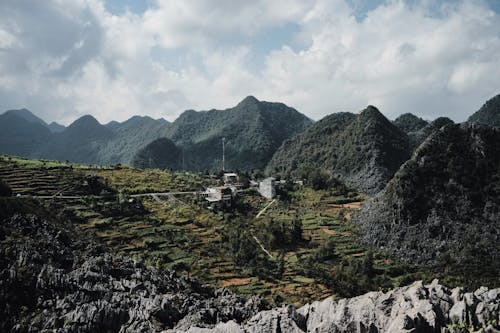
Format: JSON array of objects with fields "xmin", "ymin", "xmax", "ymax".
[
  {"xmin": 468, "ymin": 93, "xmax": 500, "ymax": 127},
  {"xmin": 165, "ymin": 96, "xmax": 312, "ymax": 172},
  {"xmin": 131, "ymin": 137, "xmax": 181, "ymax": 170},
  {"xmin": 355, "ymin": 123, "xmax": 500, "ymax": 290},
  {"xmin": 392, "ymin": 113, "xmax": 428, "ymax": 133},
  {"xmin": 2, "ymin": 154, "xmax": 498, "ymax": 307},
  {"xmin": 0, "ymin": 97, "xmax": 311, "ymax": 171},
  {"xmin": 0, "ymin": 179, "xmax": 12, "ymax": 196},
  {"xmin": 266, "ymin": 106, "xmax": 410, "ymax": 194}
]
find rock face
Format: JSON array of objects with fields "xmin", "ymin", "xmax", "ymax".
[
  {"xmin": 182, "ymin": 280, "xmax": 500, "ymax": 332},
  {"xmin": 0, "ymin": 210, "xmax": 267, "ymax": 332},
  {"xmin": 353, "ymin": 123, "xmax": 500, "ymax": 267},
  {"xmin": 266, "ymin": 106, "xmax": 410, "ymax": 194}
]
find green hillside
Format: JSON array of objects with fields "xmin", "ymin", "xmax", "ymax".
[
  {"xmin": 164, "ymin": 96, "xmax": 313, "ymax": 172},
  {"xmin": 266, "ymin": 106, "xmax": 410, "ymax": 194}
]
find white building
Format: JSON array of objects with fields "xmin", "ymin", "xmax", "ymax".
[
  {"xmin": 223, "ymin": 173, "xmax": 238, "ymax": 184},
  {"xmin": 259, "ymin": 177, "xmax": 276, "ymax": 199}
]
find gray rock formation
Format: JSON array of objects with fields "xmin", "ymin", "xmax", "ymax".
[{"xmin": 181, "ymin": 280, "xmax": 500, "ymax": 333}]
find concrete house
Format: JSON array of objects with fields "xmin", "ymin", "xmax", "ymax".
[{"xmin": 259, "ymin": 177, "xmax": 276, "ymax": 199}]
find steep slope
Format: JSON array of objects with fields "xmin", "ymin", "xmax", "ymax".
[
  {"xmin": 165, "ymin": 96, "xmax": 312, "ymax": 171},
  {"xmin": 0, "ymin": 113, "xmax": 52, "ymax": 157},
  {"xmin": 37, "ymin": 115, "xmax": 114, "ymax": 164},
  {"xmin": 267, "ymin": 106, "xmax": 410, "ymax": 194},
  {"xmin": 131, "ymin": 137, "xmax": 181, "ymax": 170},
  {"xmin": 468, "ymin": 93, "xmax": 500, "ymax": 127},
  {"xmin": 393, "ymin": 113, "xmax": 428, "ymax": 133},
  {"xmin": 98, "ymin": 116, "xmax": 170, "ymax": 164},
  {"xmin": 354, "ymin": 123, "xmax": 500, "ymax": 269}
]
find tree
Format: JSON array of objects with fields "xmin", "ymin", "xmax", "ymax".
[{"xmin": 0, "ymin": 179, "xmax": 12, "ymax": 197}]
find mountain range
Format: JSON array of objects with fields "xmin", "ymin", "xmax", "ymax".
[
  {"xmin": 0, "ymin": 96, "xmax": 311, "ymax": 171},
  {"xmin": 2, "ymin": 93, "xmax": 500, "ymax": 193}
]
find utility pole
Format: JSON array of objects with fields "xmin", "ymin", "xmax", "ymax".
[{"xmin": 222, "ymin": 137, "xmax": 225, "ymax": 172}]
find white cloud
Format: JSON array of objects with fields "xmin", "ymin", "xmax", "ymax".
[{"xmin": 0, "ymin": 0, "xmax": 499, "ymax": 125}]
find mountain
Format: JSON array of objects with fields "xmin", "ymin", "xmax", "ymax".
[
  {"xmin": 164, "ymin": 96, "xmax": 312, "ymax": 172},
  {"xmin": 98, "ymin": 116, "xmax": 171, "ymax": 165},
  {"xmin": 131, "ymin": 137, "xmax": 181, "ymax": 170},
  {"xmin": 468, "ymin": 93, "xmax": 500, "ymax": 127},
  {"xmin": 47, "ymin": 121, "xmax": 66, "ymax": 133},
  {"xmin": 37, "ymin": 115, "xmax": 114, "ymax": 164},
  {"xmin": 2, "ymin": 108, "xmax": 47, "ymax": 126},
  {"xmin": 354, "ymin": 123, "xmax": 500, "ymax": 270},
  {"xmin": 408, "ymin": 117, "xmax": 454, "ymax": 151},
  {"xmin": 392, "ymin": 113, "xmax": 428, "ymax": 133},
  {"xmin": 266, "ymin": 106, "xmax": 410, "ymax": 194},
  {"xmin": 0, "ymin": 113, "xmax": 52, "ymax": 157}
]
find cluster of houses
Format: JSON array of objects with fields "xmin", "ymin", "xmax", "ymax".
[{"xmin": 202, "ymin": 173, "xmax": 282, "ymax": 209}]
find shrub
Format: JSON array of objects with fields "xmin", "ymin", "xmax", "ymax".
[{"xmin": 0, "ymin": 179, "xmax": 12, "ymax": 197}]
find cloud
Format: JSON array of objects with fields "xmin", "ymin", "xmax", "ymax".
[{"xmin": 0, "ymin": 0, "xmax": 499, "ymax": 125}]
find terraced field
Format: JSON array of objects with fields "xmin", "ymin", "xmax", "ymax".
[{"xmin": 0, "ymin": 155, "xmax": 422, "ymax": 305}]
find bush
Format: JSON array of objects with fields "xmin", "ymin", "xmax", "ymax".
[{"xmin": 0, "ymin": 179, "xmax": 12, "ymax": 197}]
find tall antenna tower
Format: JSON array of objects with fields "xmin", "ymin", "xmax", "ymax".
[{"xmin": 222, "ymin": 137, "xmax": 226, "ymax": 172}]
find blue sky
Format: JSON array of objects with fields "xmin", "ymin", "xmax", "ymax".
[{"xmin": 1, "ymin": 0, "xmax": 500, "ymax": 124}]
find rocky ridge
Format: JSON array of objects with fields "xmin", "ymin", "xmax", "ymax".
[{"xmin": 182, "ymin": 280, "xmax": 500, "ymax": 332}]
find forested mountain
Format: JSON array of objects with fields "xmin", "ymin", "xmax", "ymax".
[
  {"xmin": 37, "ymin": 115, "xmax": 115, "ymax": 164},
  {"xmin": 468, "ymin": 93, "xmax": 500, "ymax": 127},
  {"xmin": 392, "ymin": 113, "xmax": 428, "ymax": 133},
  {"xmin": 0, "ymin": 113, "xmax": 52, "ymax": 157},
  {"xmin": 266, "ymin": 106, "xmax": 409, "ymax": 194},
  {"xmin": 131, "ymin": 137, "xmax": 181, "ymax": 170},
  {"xmin": 164, "ymin": 96, "xmax": 313, "ymax": 171},
  {"xmin": 354, "ymin": 123, "xmax": 500, "ymax": 273},
  {"xmin": 407, "ymin": 117, "xmax": 454, "ymax": 152},
  {"xmin": 0, "ymin": 97, "xmax": 311, "ymax": 170},
  {"xmin": 98, "ymin": 116, "xmax": 170, "ymax": 165}
]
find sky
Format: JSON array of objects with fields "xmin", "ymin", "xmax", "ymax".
[{"xmin": 1, "ymin": 0, "xmax": 500, "ymax": 125}]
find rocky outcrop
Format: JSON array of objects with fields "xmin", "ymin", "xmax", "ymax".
[
  {"xmin": 181, "ymin": 280, "xmax": 500, "ymax": 332},
  {"xmin": 353, "ymin": 123, "xmax": 500, "ymax": 266},
  {"xmin": 0, "ymin": 212, "xmax": 267, "ymax": 332},
  {"xmin": 2, "ymin": 202, "xmax": 498, "ymax": 332}
]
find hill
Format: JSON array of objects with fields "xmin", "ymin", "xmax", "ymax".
[
  {"xmin": 468, "ymin": 93, "xmax": 500, "ymax": 127},
  {"xmin": 131, "ymin": 137, "xmax": 181, "ymax": 170},
  {"xmin": 266, "ymin": 106, "xmax": 410, "ymax": 194},
  {"xmin": 354, "ymin": 123, "xmax": 500, "ymax": 278},
  {"xmin": 98, "ymin": 116, "xmax": 170, "ymax": 164},
  {"xmin": 164, "ymin": 96, "xmax": 312, "ymax": 171},
  {"xmin": 392, "ymin": 113, "xmax": 428, "ymax": 133}
]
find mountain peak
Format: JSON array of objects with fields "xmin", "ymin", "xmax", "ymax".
[
  {"xmin": 3, "ymin": 108, "xmax": 47, "ymax": 126},
  {"xmin": 69, "ymin": 115, "xmax": 101, "ymax": 128},
  {"xmin": 393, "ymin": 113, "xmax": 429, "ymax": 133},
  {"xmin": 237, "ymin": 95, "xmax": 260, "ymax": 107}
]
